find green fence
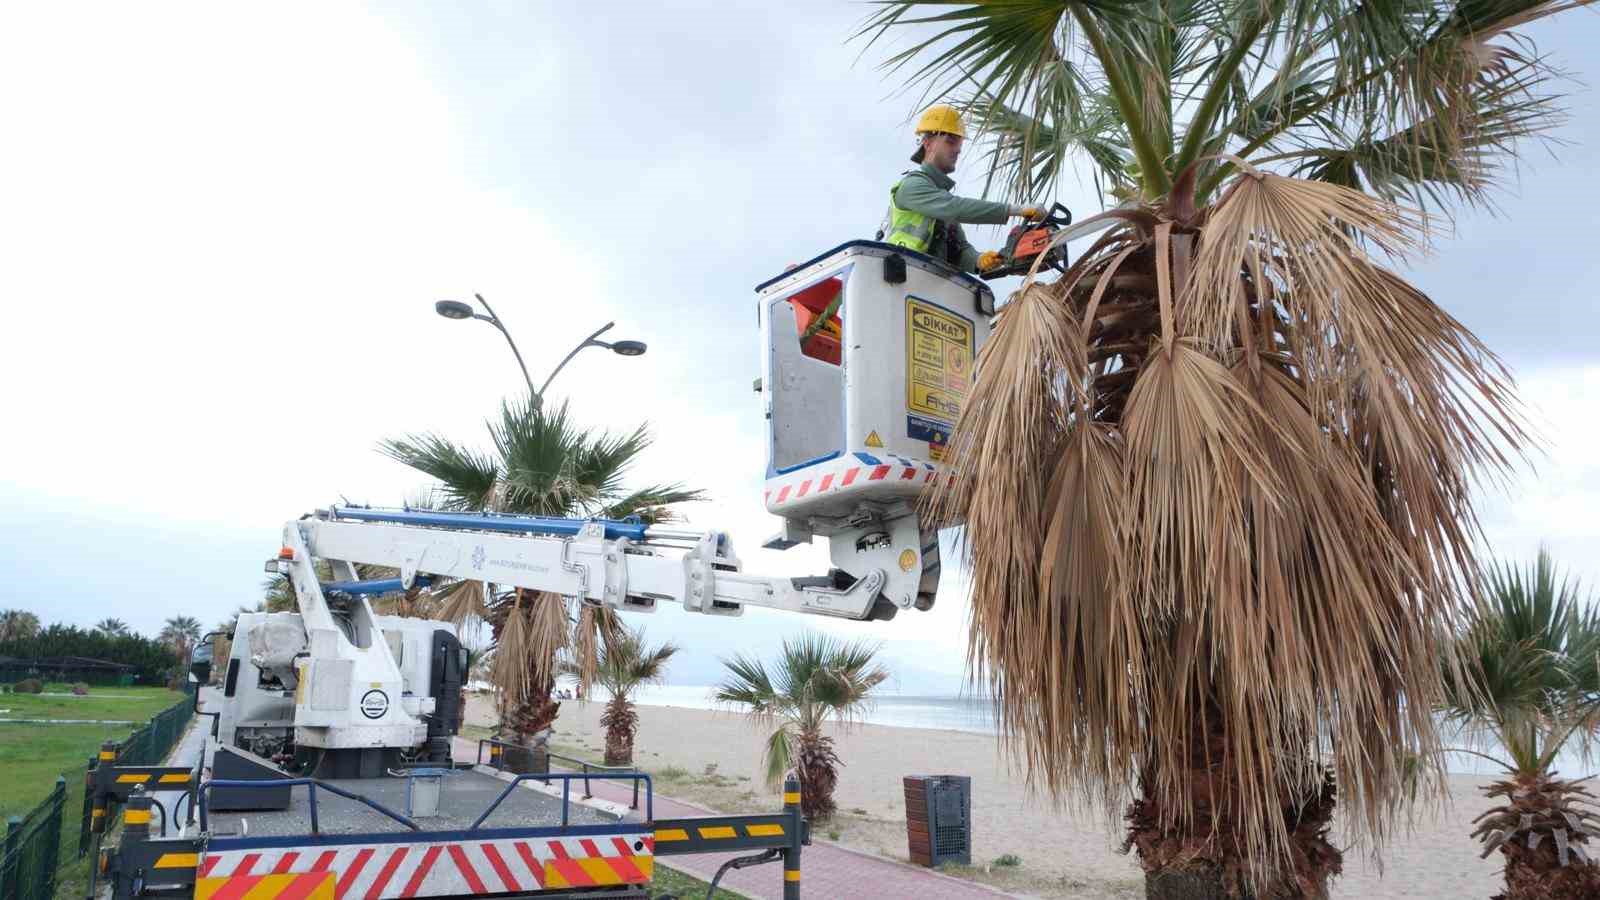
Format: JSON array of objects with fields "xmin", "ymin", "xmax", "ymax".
[
  {"xmin": 75, "ymin": 698, "xmax": 195, "ymax": 859},
  {"xmin": 1, "ymin": 777, "xmax": 66, "ymax": 900}
]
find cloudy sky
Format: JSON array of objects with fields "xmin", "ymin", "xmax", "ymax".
[{"xmin": 2, "ymin": 3, "xmax": 1596, "ymax": 691}]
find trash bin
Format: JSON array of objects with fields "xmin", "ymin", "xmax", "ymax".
[{"xmin": 903, "ymin": 775, "xmax": 971, "ymax": 867}]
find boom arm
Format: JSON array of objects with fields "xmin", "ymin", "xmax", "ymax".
[{"xmin": 283, "ymin": 506, "xmax": 899, "ymax": 621}]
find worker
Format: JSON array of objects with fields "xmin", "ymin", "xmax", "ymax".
[{"xmin": 881, "ymin": 104, "xmax": 1044, "ymax": 274}]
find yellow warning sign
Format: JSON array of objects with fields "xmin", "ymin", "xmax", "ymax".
[
  {"xmin": 905, "ymin": 298, "xmax": 974, "ymax": 424},
  {"xmin": 865, "ymin": 430, "xmax": 884, "ymax": 448}
]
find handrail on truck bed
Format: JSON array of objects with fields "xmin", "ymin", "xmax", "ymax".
[{"xmin": 198, "ymin": 778, "xmax": 420, "ymax": 833}]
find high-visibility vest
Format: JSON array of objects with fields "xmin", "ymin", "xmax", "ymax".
[{"xmin": 883, "ymin": 173, "xmax": 951, "ymax": 261}]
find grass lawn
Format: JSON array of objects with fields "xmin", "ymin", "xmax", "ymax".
[
  {"xmin": 0, "ymin": 686, "xmax": 181, "ymax": 818},
  {"xmin": 0, "ymin": 685, "xmax": 184, "ymax": 900}
]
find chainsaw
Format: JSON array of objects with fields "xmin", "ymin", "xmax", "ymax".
[{"xmin": 980, "ymin": 202, "xmax": 1073, "ymax": 280}]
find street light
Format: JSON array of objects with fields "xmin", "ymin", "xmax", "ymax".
[
  {"xmin": 537, "ymin": 322, "xmax": 649, "ymax": 397},
  {"xmin": 433, "ymin": 294, "xmax": 535, "ymax": 395},
  {"xmin": 433, "ymin": 295, "xmax": 647, "ymax": 401}
]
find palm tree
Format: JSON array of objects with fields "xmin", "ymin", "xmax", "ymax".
[
  {"xmin": 93, "ymin": 618, "xmax": 130, "ymax": 637},
  {"xmin": 858, "ymin": 2, "xmax": 1580, "ymax": 895},
  {"xmin": 0, "ymin": 609, "xmax": 41, "ymax": 643},
  {"xmin": 561, "ymin": 626, "xmax": 678, "ymax": 766},
  {"xmin": 715, "ymin": 634, "xmax": 887, "ymax": 821},
  {"xmin": 380, "ymin": 394, "xmax": 701, "ymax": 761},
  {"xmin": 1440, "ymin": 550, "xmax": 1600, "ymax": 898},
  {"xmin": 159, "ymin": 615, "xmax": 203, "ymax": 658}
]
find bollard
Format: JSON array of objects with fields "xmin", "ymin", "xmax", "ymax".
[
  {"xmin": 123, "ymin": 787, "xmax": 151, "ymax": 843},
  {"xmin": 91, "ymin": 742, "xmax": 117, "ymax": 835},
  {"xmin": 782, "ymin": 775, "xmax": 802, "ymax": 899}
]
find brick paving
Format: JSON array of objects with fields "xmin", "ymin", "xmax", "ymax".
[{"xmin": 453, "ymin": 738, "xmax": 1014, "ymax": 899}]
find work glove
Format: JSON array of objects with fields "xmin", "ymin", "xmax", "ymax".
[
  {"xmin": 977, "ymin": 250, "xmax": 1002, "ymax": 272},
  {"xmin": 1009, "ymin": 203, "xmax": 1047, "ymax": 221}
]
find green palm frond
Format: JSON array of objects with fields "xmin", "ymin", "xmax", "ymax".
[
  {"xmin": 863, "ymin": 0, "xmax": 1586, "ymax": 214},
  {"xmin": 378, "ymin": 433, "xmax": 499, "ymax": 511},
  {"xmin": 598, "ymin": 484, "xmax": 707, "ymax": 524},
  {"xmin": 1442, "ymin": 549, "xmax": 1599, "ymax": 775},
  {"xmin": 761, "ymin": 722, "xmax": 797, "ymax": 789}
]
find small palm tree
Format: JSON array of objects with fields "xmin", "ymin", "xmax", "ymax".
[
  {"xmin": 715, "ymin": 634, "xmax": 887, "ymax": 821},
  {"xmin": 0, "ymin": 609, "xmax": 41, "ymax": 643},
  {"xmin": 1440, "ymin": 550, "xmax": 1600, "ymax": 899},
  {"xmin": 93, "ymin": 618, "xmax": 129, "ymax": 637},
  {"xmin": 380, "ymin": 394, "xmax": 701, "ymax": 757},
  {"xmin": 159, "ymin": 615, "xmax": 203, "ymax": 658},
  {"xmin": 562, "ymin": 626, "xmax": 678, "ymax": 766}
]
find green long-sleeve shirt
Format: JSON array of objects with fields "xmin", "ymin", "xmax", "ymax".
[{"xmin": 891, "ymin": 163, "xmax": 1010, "ymax": 272}]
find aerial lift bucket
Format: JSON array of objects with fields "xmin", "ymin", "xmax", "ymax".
[{"xmin": 756, "ymin": 241, "xmax": 995, "ymax": 616}]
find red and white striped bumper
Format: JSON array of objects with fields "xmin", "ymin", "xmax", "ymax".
[{"xmin": 196, "ymin": 830, "xmax": 654, "ymax": 899}]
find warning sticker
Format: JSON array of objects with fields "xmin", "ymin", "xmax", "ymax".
[{"xmin": 905, "ymin": 297, "xmax": 974, "ymax": 426}]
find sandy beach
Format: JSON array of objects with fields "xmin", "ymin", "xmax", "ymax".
[{"xmin": 466, "ymin": 694, "xmax": 1505, "ymax": 898}]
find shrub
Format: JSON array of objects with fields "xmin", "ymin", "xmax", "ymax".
[
  {"xmin": 72, "ymin": 682, "xmax": 90, "ymax": 695},
  {"xmin": 14, "ymin": 678, "xmax": 43, "ymax": 694},
  {"xmin": 993, "ymin": 854, "xmax": 1022, "ymax": 868}
]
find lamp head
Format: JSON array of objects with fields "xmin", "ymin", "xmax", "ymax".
[{"xmin": 434, "ymin": 300, "xmax": 475, "ymax": 320}]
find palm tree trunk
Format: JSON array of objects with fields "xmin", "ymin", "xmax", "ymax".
[
  {"xmin": 600, "ymin": 696, "xmax": 638, "ymax": 767},
  {"xmin": 795, "ymin": 728, "xmax": 841, "ymax": 822},
  {"xmin": 1479, "ymin": 773, "xmax": 1600, "ymax": 900},
  {"xmin": 499, "ymin": 683, "xmax": 558, "ymax": 774},
  {"xmin": 1125, "ymin": 703, "xmax": 1340, "ymax": 899}
]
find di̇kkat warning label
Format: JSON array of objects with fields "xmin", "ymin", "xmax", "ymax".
[{"xmin": 905, "ymin": 297, "xmax": 973, "ymax": 457}]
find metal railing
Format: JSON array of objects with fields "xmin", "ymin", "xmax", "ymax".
[
  {"xmin": 471, "ymin": 772, "xmax": 653, "ymax": 830},
  {"xmin": 197, "ymin": 779, "xmax": 419, "ymax": 835},
  {"xmin": 547, "ymin": 753, "xmax": 642, "ymax": 810},
  {"xmin": 473, "ymin": 738, "xmax": 642, "ymax": 810},
  {"xmin": 0, "ymin": 777, "xmax": 66, "ymax": 900}
]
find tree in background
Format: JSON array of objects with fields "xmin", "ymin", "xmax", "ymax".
[
  {"xmin": 1440, "ymin": 550, "xmax": 1600, "ymax": 898},
  {"xmin": 0, "ymin": 623, "xmax": 177, "ymax": 683},
  {"xmin": 93, "ymin": 618, "xmax": 130, "ymax": 637},
  {"xmin": 859, "ymin": 1, "xmax": 1578, "ymax": 895},
  {"xmin": 380, "ymin": 394, "xmax": 701, "ymax": 759},
  {"xmin": 715, "ymin": 634, "xmax": 887, "ymax": 821},
  {"xmin": 562, "ymin": 626, "xmax": 678, "ymax": 766},
  {"xmin": 0, "ymin": 610, "xmax": 41, "ymax": 643},
  {"xmin": 159, "ymin": 615, "xmax": 203, "ymax": 659}
]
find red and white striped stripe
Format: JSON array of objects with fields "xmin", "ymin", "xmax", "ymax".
[
  {"xmin": 199, "ymin": 832, "xmax": 651, "ymax": 899},
  {"xmin": 765, "ymin": 456, "xmax": 949, "ymax": 510}
]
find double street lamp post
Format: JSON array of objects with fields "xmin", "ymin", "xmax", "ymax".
[{"xmin": 434, "ymin": 294, "xmax": 647, "ymax": 401}]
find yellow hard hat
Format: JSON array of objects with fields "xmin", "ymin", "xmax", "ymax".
[{"xmin": 914, "ymin": 104, "xmax": 966, "ymax": 138}]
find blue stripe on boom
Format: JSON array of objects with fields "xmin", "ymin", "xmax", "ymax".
[
  {"xmin": 329, "ymin": 507, "xmax": 649, "ymax": 542},
  {"xmin": 853, "ymin": 452, "xmax": 882, "ymax": 466},
  {"xmin": 320, "ymin": 577, "xmax": 431, "ymax": 596}
]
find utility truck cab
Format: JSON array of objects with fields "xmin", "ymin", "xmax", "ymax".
[{"xmin": 756, "ymin": 241, "xmax": 994, "ymax": 613}]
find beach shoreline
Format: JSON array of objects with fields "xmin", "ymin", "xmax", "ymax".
[{"xmin": 468, "ymin": 694, "xmax": 1508, "ymax": 899}]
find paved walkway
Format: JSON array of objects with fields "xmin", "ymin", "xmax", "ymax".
[{"xmin": 452, "ymin": 738, "xmax": 1014, "ymax": 900}]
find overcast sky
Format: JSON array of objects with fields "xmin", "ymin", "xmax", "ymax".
[{"xmin": 1, "ymin": 3, "xmax": 1596, "ymax": 692}]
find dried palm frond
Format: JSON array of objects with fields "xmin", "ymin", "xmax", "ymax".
[
  {"xmin": 432, "ymin": 579, "xmax": 489, "ymax": 628},
  {"xmin": 524, "ymin": 591, "xmax": 569, "ymax": 693},
  {"xmin": 927, "ymin": 169, "xmax": 1530, "ymax": 890}
]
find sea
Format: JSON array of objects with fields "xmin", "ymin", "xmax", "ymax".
[{"xmin": 597, "ymin": 684, "xmax": 1591, "ymax": 779}]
